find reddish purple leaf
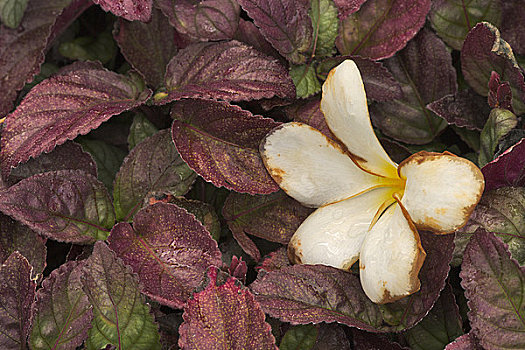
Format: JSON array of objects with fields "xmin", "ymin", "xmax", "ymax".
[
  {"xmin": 158, "ymin": 40, "xmax": 294, "ymax": 105},
  {"xmin": 108, "ymin": 203, "xmax": 222, "ymax": 309},
  {"xmin": 156, "ymin": 0, "xmax": 240, "ymax": 42},
  {"xmin": 171, "ymin": 99, "xmax": 280, "ymax": 194},
  {"xmin": 7, "ymin": 141, "xmax": 97, "ymax": 187},
  {"xmin": 333, "ymin": 0, "xmax": 367, "ymax": 20},
  {"xmin": 81, "ymin": 242, "xmax": 161, "ymax": 349},
  {"xmin": 113, "ymin": 129, "xmax": 196, "ymax": 221},
  {"xmin": 336, "ymin": 0, "xmax": 430, "ymax": 60},
  {"xmin": 370, "ymin": 28, "xmax": 455, "ymax": 144},
  {"xmin": 427, "ymin": 89, "xmax": 490, "ymax": 131},
  {"xmin": 0, "ymin": 252, "xmax": 36, "ymax": 350},
  {"xmin": 461, "ymin": 22, "xmax": 525, "ymax": 114},
  {"xmin": 0, "ymin": 0, "xmax": 75, "ymax": 117},
  {"xmin": 251, "ymin": 231, "xmax": 454, "ymax": 332},
  {"xmin": 93, "ymin": 0, "xmax": 152, "ymax": 21},
  {"xmin": 114, "ymin": 9, "xmax": 178, "ymax": 88},
  {"xmin": 0, "ymin": 214, "xmax": 46, "ymax": 280},
  {"xmin": 0, "ymin": 170, "xmax": 115, "ymax": 244},
  {"xmin": 228, "ymin": 256, "xmax": 248, "ymax": 284},
  {"xmin": 0, "ymin": 61, "xmax": 152, "ymax": 177},
  {"xmin": 179, "ymin": 266, "xmax": 277, "ymax": 349},
  {"xmin": 237, "ymin": 0, "xmax": 312, "ymax": 64},
  {"xmin": 233, "ymin": 19, "xmax": 282, "ymax": 61},
  {"xmin": 285, "ymin": 99, "xmax": 335, "ymax": 139},
  {"xmin": 501, "ymin": 0, "xmax": 525, "ymax": 56},
  {"xmin": 482, "ymin": 137, "xmax": 525, "ymax": 191},
  {"xmin": 460, "ymin": 229, "xmax": 525, "ymax": 350},
  {"xmin": 351, "ymin": 329, "xmax": 405, "ymax": 350},
  {"xmin": 222, "ymin": 191, "xmax": 312, "ymax": 260},
  {"xmin": 429, "ymin": 0, "xmax": 502, "ymax": 51},
  {"xmin": 488, "ymin": 71, "xmax": 513, "ymax": 111},
  {"xmin": 445, "ymin": 333, "xmax": 483, "ymax": 350},
  {"xmin": 257, "ymin": 247, "xmax": 291, "ymax": 273},
  {"xmin": 30, "ymin": 261, "xmax": 93, "ymax": 350}
]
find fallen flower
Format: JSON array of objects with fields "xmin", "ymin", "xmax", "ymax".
[{"xmin": 260, "ymin": 60, "xmax": 485, "ymax": 303}]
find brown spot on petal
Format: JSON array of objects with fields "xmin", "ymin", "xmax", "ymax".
[
  {"xmin": 287, "ymin": 242, "xmax": 302, "ymax": 265},
  {"xmin": 269, "ymin": 167, "xmax": 285, "ymax": 185}
]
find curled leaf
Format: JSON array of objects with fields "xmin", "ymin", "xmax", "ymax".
[
  {"xmin": 482, "ymin": 137, "xmax": 525, "ymax": 191},
  {"xmin": 478, "ymin": 108, "xmax": 517, "ymax": 167}
]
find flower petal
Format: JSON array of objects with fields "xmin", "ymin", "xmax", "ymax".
[
  {"xmin": 288, "ymin": 187, "xmax": 397, "ymax": 270},
  {"xmin": 399, "ymin": 151, "xmax": 485, "ymax": 233},
  {"xmin": 359, "ymin": 202, "xmax": 426, "ymax": 304},
  {"xmin": 321, "ymin": 60, "xmax": 398, "ymax": 178},
  {"xmin": 260, "ymin": 122, "xmax": 398, "ymax": 207}
]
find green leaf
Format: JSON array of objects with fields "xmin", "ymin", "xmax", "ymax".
[
  {"xmin": 77, "ymin": 138, "xmax": 127, "ymax": 191},
  {"xmin": 82, "ymin": 242, "xmax": 161, "ymax": 350},
  {"xmin": 280, "ymin": 324, "xmax": 318, "ymax": 350},
  {"xmin": 59, "ymin": 29, "xmax": 117, "ymax": 64},
  {"xmin": 309, "ymin": 0, "xmax": 338, "ymax": 58},
  {"xmin": 0, "ymin": 0, "xmax": 28, "ymax": 28},
  {"xmin": 290, "ymin": 64, "xmax": 322, "ymax": 98},
  {"xmin": 128, "ymin": 112, "xmax": 158, "ymax": 150},
  {"xmin": 429, "ymin": 0, "xmax": 501, "ymax": 50},
  {"xmin": 405, "ymin": 284, "xmax": 463, "ymax": 350},
  {"xmin": 478, "ymin": 108, "xmax": 517, "ymax": 167}
]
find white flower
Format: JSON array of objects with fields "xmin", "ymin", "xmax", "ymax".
[{"xmin": 260, "ymin": 60, "xmax": 485, "ymax": 304}]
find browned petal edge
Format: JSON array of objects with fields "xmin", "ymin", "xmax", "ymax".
[
  {"xmin": 397, "ymin": 151, "xmax": 485, "ymax": 235},
  {"xmin": 377, "ymin": 195, "xmax": 426, "ymax": 304},
  {"xmin": 287, "ymin": 235, "xmax": 303, "ymax": 265}
]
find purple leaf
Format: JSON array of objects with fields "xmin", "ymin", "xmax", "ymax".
[
  {"xmin": 237, "ymin": 0, "xmax": 312, "ymax": 64},
  {"xmin": 233, "ymin": 19, "xmax": 282, "ymax": 60},
  {"xmin": 157, "ymin": 40, "xmax": 295, "ymax": 105},
  {"xmin": 404, "ymin": 284, "xmax": 463, "ymax": 349},
  {"xmin": 488, "ymin": 71, "xmax": 513, "ymax": 111},
  {"xmin": 351, "ymin": 329, "xmax": 405, "ymax": 350},
  {"xmin": 482, "ymin": 137, "xmax": 525, "ymax": 191},
  {"xmin": 222, "ymin": 191, "xmax": 313, "ymax": 255},
  {"xmin": 30, "ymin": 261, "xmax": 93, "ymax": 350},
  {"xmin": 0, "ymin": 214, "xmax": 46, "ymax": 280},
  {"xmin": 285, "ymin": 99, "xmax": 335, "ymax": 139},
  {"xmin": 82, "ymin": 242, "xmax": 161, "ymax": 349},
  {"xmin": 457, "ymin": 187, "xmax": 525, "ymax": 266},
  {"xmin": 333, "ymin": 0, "xmax": 367, "ymax": 20},
  {"xmin": 228, "ymin": 256, "xmax": 247, "ymax": 283},
  {"xmin": 461, "ymin": 22, "xmax": 525, "ymax": 114},
  {"xmin": 156, "ymin": 0, "xmax": 240, "ymax": 42},
  {"xmin": 114, "ymin": 9, "xmax": 178, "ymax": 88},
  {"xmin": 113, "ymin": 129, "xmax": 196, "ymax": 221},
  {"xmin": 460, "ymin": 229, "xmax": 525, "ymax": 350},
  {"xmin": 0, "ymin": 61, "xmax": 152, "ymax": 177},
  {"xmin": 93, "ymin": 0, "xmax": 152, "ymax": 21},
  {"xmin": 257, "ymin": 247, "xmax": 291, "ymax": 273},
  {"xmin": 313, "ymin": 324, "xmax": 351, "ymax": 350},
  {"xmin": 251, "ymin": 231, "xmax": 454, "ymax": 332},
  {"xmin": 429, "ymin": 0, "xmax": 502, "ymax": 50},
  {"xmin": 501, "ymin": 0, "xmax": 525, "ymax": 56},
  {"xmin": 427, "ymin": 89, "xmax": 490, "ymax": 131},
  {"xmin": 171, "ymin": 99, "xmax": 280, "ymax": 194},
  {"xmin": 445, "ymin": 333, "xmax": 483, "ymax": 350},
  {"xmin": 108, "ymin": 203, "xmax": 222, "ymax": 309},
  {"xmin": 0, "ymin": 252, "xmax": 36, "ymax": 350},
  {"xmin": 0, "ymin": 170, "xmax": 115, "ymax": 244},
  {"xmin": 336, "ymin": 0, "xmax": 430, "ymax": 60},
  {"xmin": 7, "ymin": 141, "xmax": 97, "ymax": 187},
  {"xmin": 0, "ymin": 0, "xmax": 79, "ymax": 118},
  {"xmin": 179, "ymin": 266, "xmax": 277, "ymax": 349},
  {"xmin": 370, "ymin": 28, "xmax": 455, "ymax": 144}
]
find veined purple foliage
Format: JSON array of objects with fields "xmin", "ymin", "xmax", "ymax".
[{"xmin": 92, "ymin": 0, "xmax": 152, "ymax": 21}]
